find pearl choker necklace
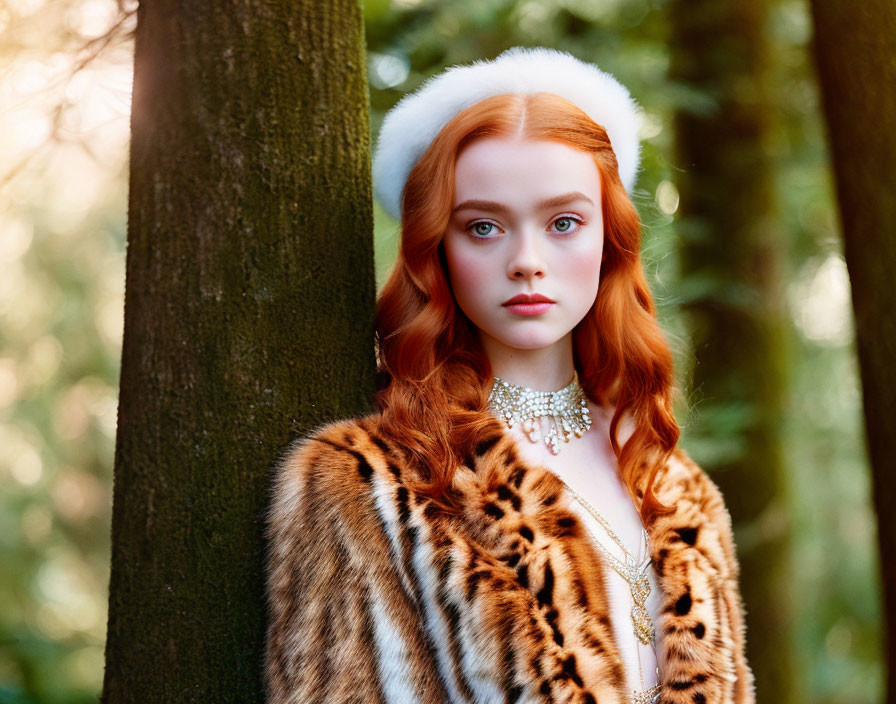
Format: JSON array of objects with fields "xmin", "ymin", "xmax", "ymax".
[{"xmin": 487, "ymin": 370, "xmax": 592, "ymax": 455}]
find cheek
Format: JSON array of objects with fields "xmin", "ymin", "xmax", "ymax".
[
  {"xmin": 566, "ymin": 245, "xmax": 604, "ymax": 287},
  {"xmin": 444, "ymin": 242, "xmax": 491, "ymax": 303}
]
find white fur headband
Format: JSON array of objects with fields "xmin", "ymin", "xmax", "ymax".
[{"xmin": 371, "ymin": 46, "xmax": 643, "ymax": 221}]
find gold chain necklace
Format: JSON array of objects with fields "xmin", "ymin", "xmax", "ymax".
[{"xmin": 559, "ymin": 478, "xmax": 662, "ymax": 704}]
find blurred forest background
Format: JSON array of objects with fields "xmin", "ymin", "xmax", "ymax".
[{"xmin": 0, "ymin": 0, "xmax": 882, "ymax": 702}]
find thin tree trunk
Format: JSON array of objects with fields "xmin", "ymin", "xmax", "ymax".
[
  {"xmin": 808, "ymin": 2, "xmax": 896, "ymax": 700},
  {"xmin": 667, "ymin": 1, "xmax": 796, "ymax": 701},
  {"xmin": 102, "ymin": 1, "xmax": 374, "ymax": 700}
]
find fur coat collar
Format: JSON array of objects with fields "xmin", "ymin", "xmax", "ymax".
[{"xmin": 264, "ymin": 412, "xmax": 755, "ymax": 704}]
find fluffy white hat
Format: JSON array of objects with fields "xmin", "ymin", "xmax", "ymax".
[{"xmin": 372, "ymin": 46, "xmax": 643, "ymax": 221}]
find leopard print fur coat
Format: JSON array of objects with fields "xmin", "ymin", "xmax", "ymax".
[{"xmin": 263, "ymin": 412, "xmax": 755, "ymax": 703}]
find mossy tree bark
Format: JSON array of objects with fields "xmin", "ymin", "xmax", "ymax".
[
  {"xmin": 668, "ymin": 1, "xmax": 796, "ymax": 701},
  {"xmin": 809, "ymin": 2, "xmax": 896, "ymax": 698},
  {"xmin": 102, "ymin": 1, "xmax": 374, "ymax": 700}
]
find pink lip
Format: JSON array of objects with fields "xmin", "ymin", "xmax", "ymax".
[
  {"xmin": 505, "ymin": 302, "xmax": 554, "ymax": 316},
  {"xmin": 502, "ymin": 292, "xmax": 556, "ymax": 306}
]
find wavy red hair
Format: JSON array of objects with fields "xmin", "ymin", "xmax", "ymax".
[{"xmin": 373, "ymin": 92, "xmax": 680, "ymax": 524}]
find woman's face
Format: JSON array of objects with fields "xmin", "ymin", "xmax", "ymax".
[{"xmin": 442, "ymin": 136, "xmax": 604, "ymax": 357}]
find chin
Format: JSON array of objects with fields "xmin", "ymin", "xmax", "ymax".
[{"xmin": 494, "ymin": 331, "xmax": 567, "ymax": 350}]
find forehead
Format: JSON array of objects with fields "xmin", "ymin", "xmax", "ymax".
[{"xmin": 453, "ymin": 137, "xmax": 601, "ymax": 204}]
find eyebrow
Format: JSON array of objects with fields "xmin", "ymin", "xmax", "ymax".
[{"xmin": 451, "ymin": 191, "xmax": 595, "ymax": 217}]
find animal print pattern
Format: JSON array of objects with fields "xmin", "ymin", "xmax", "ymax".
[{"xmin": 264, "ymin": 413, "xmax": 755, "ymax": 703}]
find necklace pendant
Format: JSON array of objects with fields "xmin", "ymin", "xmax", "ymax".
[
  {"xmin": 521, "ymin": 417, "xmax": 541, "ymax": 443},
  {"xmin": 631, "ymin": 574, "xmax": 651, "ymax": 603},
  {"xmin": 631, "ymin": 601, "xmax": 655, "ymax": 645},
  {"xmin": 486, "ymin": 371, "xmax": 591, "ymax": 456},
  {"xmin": 630, "ymin": 574, "xmax": 654, "ymax": 645},
  {"xmin": 631, "ymin": 685, "xmax": 662, "ymax": 704}
]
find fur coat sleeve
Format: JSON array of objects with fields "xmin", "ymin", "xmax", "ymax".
[{"xmin": 263, "ymin": 413, "xmax": 756, "ymax": 704}]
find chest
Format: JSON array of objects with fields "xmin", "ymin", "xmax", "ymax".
[
  {"xmin": 494, "ymin": 422, "xmax": 667, "ymax": 683},
  {"xmin": 395, "ymin": 425, "xmax": 740, "ymax": 702},
  {"xmin": 505, "ymin": 416, "xmax": 647, "ymax": 559}
]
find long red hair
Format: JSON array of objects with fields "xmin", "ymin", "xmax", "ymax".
[{"xmin": 373, "ymin": 92, "xmax": 680, "ymax": 524}]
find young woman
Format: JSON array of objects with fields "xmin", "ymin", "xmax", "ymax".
[{"xmin": 264, "ymin": 47, "xmax": 755, "ymax": 704}]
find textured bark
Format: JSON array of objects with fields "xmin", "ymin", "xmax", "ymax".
[
  {"xmin": 809, "ymin": 2, "xmax": 896, "ymax": 700},
  {"xmin": 102, "ymin": 0, "xmax": 374, "ymax": 700},
  {"xmin": 667, "ymin": 1, "xmax": 796, "ymax": 701}
]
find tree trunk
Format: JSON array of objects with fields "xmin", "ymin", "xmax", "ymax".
[
  {"xmin": 808, "ymin": 2, "xmax": 896, "ymax": 700},
  {"xmin": 667, "ymin": 1, "xmax": 796, "ymax": 701},
  {"xmin": 102, "ymin": 1, "xmax": 374, "ymax": 700}
]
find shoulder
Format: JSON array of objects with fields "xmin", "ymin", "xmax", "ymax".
[
  {"xmin": 647, "ymin": 444, "xmax": 738, "ymax": 547},
  {"xmin": 652, "ymin": 445, "xmax": 742, "ymax": 578},
  {"xmin": 274, "ymin": 411, "xmax": 396, "ymax": 474},
  {"xmin": 652, "ymin": 445, "xmax": 732, "ymax": 521},
  {"xmin": 266, "ymin": 412, "xmax": 407, "ymax": 534},
  {"xmin": 650, "ymin": 446, "xmax": 755, "ymax": 701}
]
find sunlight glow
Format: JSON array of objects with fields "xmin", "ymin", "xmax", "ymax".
[
  {"xmin": 789, "ymin": 254, "xmax": 853, "ymax": 346},
  {"xmin": 67, "ymin": 0, "xmax": 118, "ymax": 38},
  {"xmin": 655, "ymin": 179, "xmax": 679, "ymax": 214},
  {"xmin": 638, "ymin": 110, "xmax": 663, "ymax": 139},
  {"xmin": 369, "ymin": 52, "xmax": 410, "ymax": 89},
  {"xmin": 0, "ymin": 358, "xmax": 19, "ymax": 410},
  {"xmin": 7, "ymin": 0, "xmax": 45, "ymax": 15},
  {"xmin": 52, "ymin": 468, "xmax": 105, "ymax": 522},
  {"xmin": 0, "ymin": 219, "xmax": 34, "ymax": 262},
  {"xmin": 10, "ymin": 441, "xmax": 42, "ymax": 485}
]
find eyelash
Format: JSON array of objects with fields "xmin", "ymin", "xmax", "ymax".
[{"xmin": 465, "ymin": 214, "xmax": 586, "ymax": 239}]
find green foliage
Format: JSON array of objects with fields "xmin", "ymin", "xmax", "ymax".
[
  {"xmin": 0, "ymin": 164, "xmax": 125, "ymax": 700},
  {"xmin": 0, "ymin": 0, "xmax": 880, "ymax": 701},
  {"xmin": 1, "ymin": 1, "xmax": 132, "ymax": 698}
]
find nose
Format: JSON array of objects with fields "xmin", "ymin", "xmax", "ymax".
[{"xmin": 507, "ymin": 225, "xmax": 545, "ymax": 281}]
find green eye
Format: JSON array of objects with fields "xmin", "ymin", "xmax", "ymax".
[
  {"xmin": 473, "ymin": 222, "xmax": 495, "ymax": 237},
  {"xmin": 552, "ymin": 216, "xmax": 582, "ymax": 233}
]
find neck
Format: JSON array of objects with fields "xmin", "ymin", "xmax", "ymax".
[{"xmin": 480, "ymin": 331, "xmax": 575, "ymax": 391}]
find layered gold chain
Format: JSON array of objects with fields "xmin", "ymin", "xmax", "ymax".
[{"xmin": 559, "ymin": 478, "xmax": 662, "ymax": 704}]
